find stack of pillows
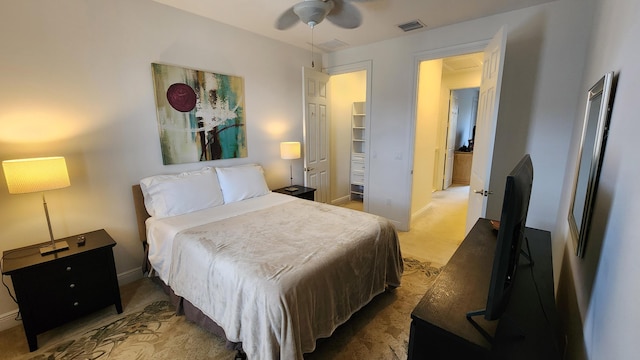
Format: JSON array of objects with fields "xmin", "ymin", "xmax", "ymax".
[{"xmin": 140, "ymin": 164, "xmax": 271, "ymax": 219}]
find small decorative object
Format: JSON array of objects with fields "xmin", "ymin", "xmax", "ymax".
[
  {"xmin": 280, "ymin": 141, "xmax": 301, "ymax": 192},
  {"xmin": 151, "ymin": 63, "xmax": 248, "ymax": 165},
  {"xmin": 568, "ymin": 72, "xmax": 616, "ymax": 257},
  {"xmin": 2, "ymin": 157, "xmax": 71, "ymax": 255}
]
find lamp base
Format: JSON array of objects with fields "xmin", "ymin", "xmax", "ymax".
[
  {"xmin": 40, "ymin": 240, "xmax": 70, "ymax": 256},
  {"xmin": 284, "ymin": 186, "xmax": 299, "ymax": 192}
]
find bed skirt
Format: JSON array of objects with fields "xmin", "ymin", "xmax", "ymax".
[{"xmin": 159, "ymin": 280, "xmax": 243, "ymax": 352}]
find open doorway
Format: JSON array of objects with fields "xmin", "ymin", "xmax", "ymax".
[
  {"xmin": 411, "ymin": 52, "xmax": 482, "ymax": 220},
  {"xmin": 441, "ymin": 87, "xmax": 479, "ymax": 190},
  {"xmin": 329, "ymin": 70, "xmax": 366, "ymax": 210},
  {"xmin": 325, "ymin": 61, "xmax": 371, "ymax": 213},
  {"xmin": 406, "ymin": 52, "xmax": 483, "ymax": 264},
  {"xmin": 302, "ymin": 64, "xmax": 370, "ymax": 211},
  {"xmin": 408, "ymin": 27, "xmax": 507, "ymax": 257}
]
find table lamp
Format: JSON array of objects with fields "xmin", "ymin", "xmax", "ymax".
[
  {"xmin": 2, "ymin": 157, "xmax": 71, "ymax": 255},
  {"xmin": 280, "ymin": 142, "xmax": 301, "ymax": 192}
]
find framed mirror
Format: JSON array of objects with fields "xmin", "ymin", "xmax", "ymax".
[{"xmin": 568, "ymin": 72, "xmax": 615, "ymax": 257}]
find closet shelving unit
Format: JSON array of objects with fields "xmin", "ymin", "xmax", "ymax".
[{"xmin": 350, "ymin": 101, "xmax": 366, "ymax": 201}]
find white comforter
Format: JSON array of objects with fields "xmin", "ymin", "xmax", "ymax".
[{"xmin": 148, "ymin": 193, "xmax": 403, "ymax": 360}]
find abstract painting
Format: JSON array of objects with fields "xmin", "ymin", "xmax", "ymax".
[{"xmin": 151, "ymin": 63, "xmax": 247, "ymax": 165}]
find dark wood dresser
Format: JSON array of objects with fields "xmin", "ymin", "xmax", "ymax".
[
  {"xmin": 408, "ymin": 218, "xmax": 564, "ymax": 359},
  {"xmin": 1, "ymin": 229, "xmax": 123, "ymax": 351}
]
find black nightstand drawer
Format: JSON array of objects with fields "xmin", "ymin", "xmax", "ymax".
[{"xmin": 2, "ymin": 229, "xmax": 123, "ymax": 351}]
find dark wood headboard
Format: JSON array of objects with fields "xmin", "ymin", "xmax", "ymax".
[{"xmin": 132, "ymin": 184, "xmax": 150, "ymax": 244}]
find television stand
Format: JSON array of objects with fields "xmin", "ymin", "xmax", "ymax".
[
  {"xmin": 520, "ymin": 235, "xmax": 534, "ymax": 265},
  {"xmin": 407, "ymin": 218, "xmax": 564, "ymax": 359}
]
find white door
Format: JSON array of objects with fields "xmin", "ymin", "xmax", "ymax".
[
  {"xmin": 443, "ymin": 92, "xmax": 459, "ymax": 189},
  {"xmin": 302, "ymin": 67, "xmax": 331, "ymax": 203},
  {"xmin": 464, "ymin": 27, "xmax": 507, "ymax": 234}
]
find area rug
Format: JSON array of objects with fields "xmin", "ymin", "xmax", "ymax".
[{"xmin": 17, "ymin": 258, "xmax": 443, "ymax": 360}]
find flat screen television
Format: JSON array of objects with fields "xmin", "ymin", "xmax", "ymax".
[{"xmin": 476, "ymin": 154, "xmax": 534, "ymax": 322}]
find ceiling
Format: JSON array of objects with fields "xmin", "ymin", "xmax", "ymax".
[{"xmin": 152, "ymin": 0, "xmax": 555, "ymax": 53}]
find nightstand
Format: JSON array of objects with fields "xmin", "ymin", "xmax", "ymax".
[
  {"xmin": 273, "ymin": 186, "xmax": 316, "ymax": 201},
  {"xmin": 1, "ymin": 229, "xmax": 123, "ymax": 351}
]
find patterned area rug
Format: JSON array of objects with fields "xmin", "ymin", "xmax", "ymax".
[{"xmin": 17, "ymin": 258, "xmax": 443, "ymax": 360}]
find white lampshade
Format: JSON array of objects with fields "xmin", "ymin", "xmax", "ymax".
[
  {"xmin": 3, "ymin": 157, "xmax": 70, "ymax": 194},
  {"xmin": 280, "ymin": 142, "xmax": 301, "ymax": 160}
]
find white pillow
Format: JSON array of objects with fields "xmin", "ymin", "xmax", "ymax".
[
  {"xmin": 216, "ymin": 164, "xmax": 270, "ymax": 203},
  {"xmin": 139, "ymin": 167, "xmax": 224, "ymax": 218}
]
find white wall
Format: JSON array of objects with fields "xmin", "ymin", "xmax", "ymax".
[
  {"xmin": 411, "ymin": 60, "xmax": 442, "ymax": 216},
  {"xmin": 555, "ymin": 0, "xmax": 640, "ymax": 358},
  {"xmin": 0, "ymin": 0, "xmax": 311, "ymax": 323}
]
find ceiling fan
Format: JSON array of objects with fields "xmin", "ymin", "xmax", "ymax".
[{"xmin": 275, "ymin": 0, "xmax": 372, "ymax": 30}]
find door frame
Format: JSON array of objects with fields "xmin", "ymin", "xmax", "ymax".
[
  {"xmin": 406, "ymin": 40, "xmax": 489, "ymax": 231},
  {"xmin": 326, "ymin": 60, "xmax": 373, "ymax": 212}
]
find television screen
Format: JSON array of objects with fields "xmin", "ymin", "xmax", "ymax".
[{"xmin": 484, "ymin": 154, "xmax": 534, "ymax": 321}]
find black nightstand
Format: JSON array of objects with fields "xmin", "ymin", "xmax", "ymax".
[
  {"xmin": 1, "ymin": 229, "xmax": 123, "ymax": 351},
  {"xmin": 273, "ymin": 185, "xmax": 316, "ymax": 201}
]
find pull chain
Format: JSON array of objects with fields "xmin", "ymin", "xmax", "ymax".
[{"xmin": 311, "ymin": 26, "xmax": 315, "ymax": 68}]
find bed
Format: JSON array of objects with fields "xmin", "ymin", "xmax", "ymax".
[{"xmin": 132, "ymin": 164, "xmax": 403, "ymax": 360}]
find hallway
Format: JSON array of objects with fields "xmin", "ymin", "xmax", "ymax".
[{"xmin": 398, "ymin": 185, "xmax": 469, "ymax": 266}]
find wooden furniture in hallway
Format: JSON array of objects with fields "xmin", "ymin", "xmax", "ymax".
[{"xmin": 452, "ymin": 151, "xmax": 472, "ymax": 185}]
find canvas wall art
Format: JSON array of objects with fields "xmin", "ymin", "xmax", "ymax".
[{"xmin": 151, "ymin": 63, "xmax": 247, "ymax": 165}]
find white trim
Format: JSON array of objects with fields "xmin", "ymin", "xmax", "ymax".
[
  {"xmin": 410, "ymin": 202, "xmax": 435, "ymax": 223},
  {"xmin": 0, "ymin": 309, "xmax": 20, "ymax": 332},
  {"xmin": 117, "ymin": 266, "xmax": 143, "ymax": 286},
  {"xmin": 331, "ymin": 195, "xmax": 351, "ymax": 206}
]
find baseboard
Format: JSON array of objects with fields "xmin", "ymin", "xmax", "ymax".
[
  {"xmin": 331, "ymin": 195, "xmax": 351, "ymax": 205},
  {"xmin": 411, "ymin": 203, "xmax": 434, "ymax": 223},
  {"xmin": 0, "ymin": 308, "xmax": 20, "ymax": 332},
  {"xmin": 117, "ymin": 266, "xmax": 144, "ymax": 286}
]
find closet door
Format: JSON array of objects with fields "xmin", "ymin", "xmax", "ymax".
[{"xmin": 302, "ymin": 67, "xmax": 330, "ymax": 203}]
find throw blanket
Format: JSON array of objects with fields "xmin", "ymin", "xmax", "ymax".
[{"xmin": 168, "ymin": 199, "xmax": 403, "ymax": 360}]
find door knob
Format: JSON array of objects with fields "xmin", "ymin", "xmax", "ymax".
[
  {"xmin": 305, "ymin": 167, "xmax": 314, "ymax": 172},
  {"xmin": 473, "ymin": 189, "xmax": 493, "ymax": 196}
]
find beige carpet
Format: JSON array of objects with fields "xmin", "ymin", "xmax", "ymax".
[
  {"xmin": 399, "ymin": 185, "xmax": 469, "ymax": 265},
  {"xmin": 1, "ymin": 190, "xmax": 466, "ymax": 359}
]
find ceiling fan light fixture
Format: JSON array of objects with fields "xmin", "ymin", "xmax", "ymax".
[{"xmin": 294, "ymin": 0, "xmax": 335, "ymax": 28}]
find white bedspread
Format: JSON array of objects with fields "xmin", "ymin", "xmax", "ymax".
[
  {"xmin": 146, "ymin": 193, "xmax": 295, "ymax": 283},
  {"xmin": 154, "ymin": 195, "xmax": 403, "ymax": 360}
]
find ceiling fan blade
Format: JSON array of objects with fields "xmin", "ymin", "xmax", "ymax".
[
  {"xmin": 275, "ymin": 7, "xmax": 300, "ymax": 30},
  {"xmin": 327, "ymin": 0, "xmax": 362, "ymax": 29}
]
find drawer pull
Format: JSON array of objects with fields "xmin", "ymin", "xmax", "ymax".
[
  {"xmin": 69, "ymin": 283, "xmax": 76, "ymax": 289},
  {"xmin": 73, "ymin": 301, "xmax": 79, "ymax": 307},
  {"xmin": 66, "ymin": 266, "xmax": 72, "ymax": 271}
]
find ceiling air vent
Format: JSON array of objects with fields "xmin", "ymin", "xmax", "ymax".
[
  {"xmin": 398, "ymin": 20, "xmax": 425, "ymax": 32},
  {"xmin": 315, "ymin": 39, "xmax": 349, "ymax": 52}
]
